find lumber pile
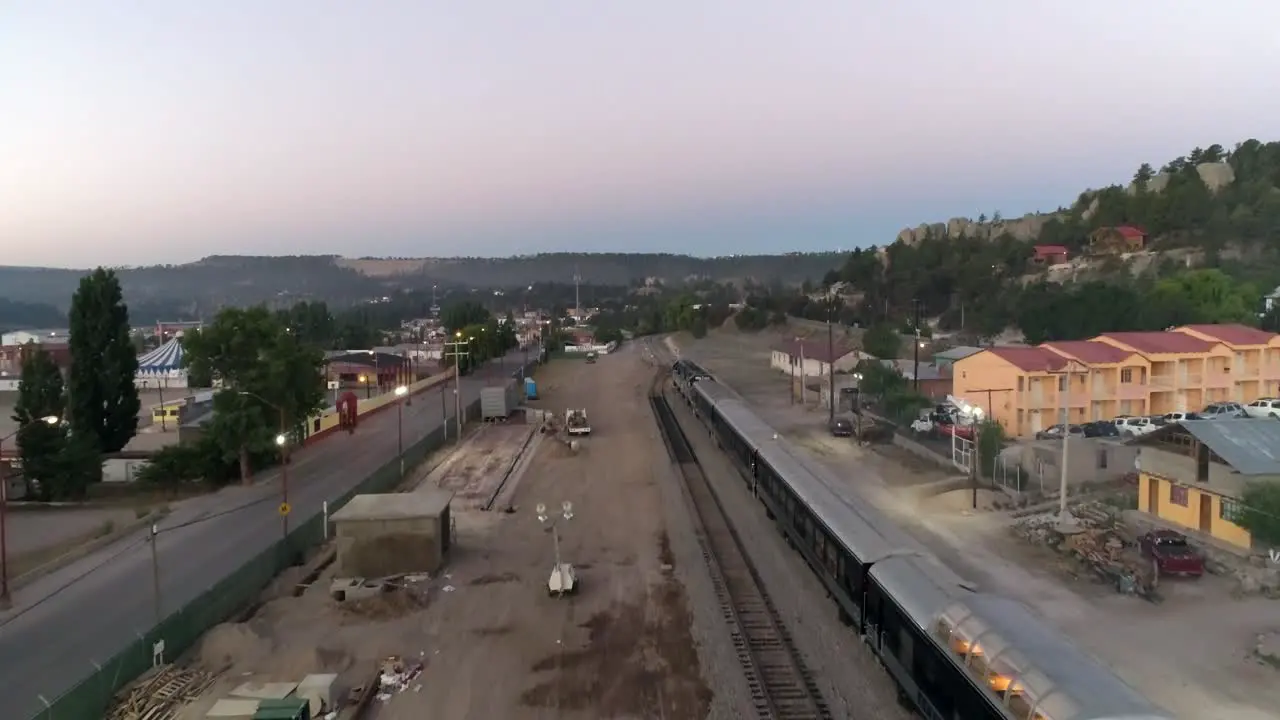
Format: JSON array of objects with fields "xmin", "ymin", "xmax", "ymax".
[{"xmin": 108, "ymin": 665, "xmax": 216, "ymax": 720}]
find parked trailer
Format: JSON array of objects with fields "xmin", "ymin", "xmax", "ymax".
[{"xmin": 480, "ymin": 382, "xmax": 520, "ymax": 421}]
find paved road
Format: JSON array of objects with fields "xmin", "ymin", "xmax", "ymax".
[{"xmin": 0, "ymin": 353, "xmax": 532, "ymax": 719}]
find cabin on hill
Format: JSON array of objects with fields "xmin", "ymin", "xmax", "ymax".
[{"xmin": 1089, "ymin": 225, "xmax": 1147, "ymax": 254}]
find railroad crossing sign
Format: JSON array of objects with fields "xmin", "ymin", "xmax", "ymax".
[{"xmin": 278, "ymin": 502, "xmax": 291, "ymax": 516}]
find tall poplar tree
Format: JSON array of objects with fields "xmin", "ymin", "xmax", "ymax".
[{"xmin": 68, "ymin": 268, "xmax": 140, "ymax": 453}]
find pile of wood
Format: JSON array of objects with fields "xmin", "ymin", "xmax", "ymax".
[{"xmin": 108, "ymin": 665, "xmax": 216, "ymax": 720}]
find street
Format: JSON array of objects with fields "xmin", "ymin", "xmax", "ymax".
[{"xmin": 0, "ymin": 352, "xmax": 529, "ymax": 720}]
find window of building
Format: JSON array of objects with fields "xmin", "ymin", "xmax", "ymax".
[
  {"xmin": 1058, "ymin": 375, "xmax": 1066, "ymax": 392},
  {"xmin": 1220, "ymin": 498, "xmax": 1243, "ymax": 523},
  {"xmin": 1121, "ymin": 368, "xmax": 1133, "ymax": 383},
  {"xmin": 1169, "ymin": 484, "xmax": 1190, "ymax": 507}
]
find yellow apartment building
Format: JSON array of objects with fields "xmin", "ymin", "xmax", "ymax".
[
  {"xmin": 1132, "ymin": 419, "xmax": 1280, "ymax": 551},
  {"xmin": 951, "ymin": 324, "xmax": 1280, "ymax": 438}
]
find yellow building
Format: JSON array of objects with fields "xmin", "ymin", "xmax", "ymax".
[
  {"xmin": 951, "ymin": 324, "xmax": 1280, "ymax": 438},
  {"xmin": 1132, "ymin": 419, "xmax": 1280, "ymax": 551}
]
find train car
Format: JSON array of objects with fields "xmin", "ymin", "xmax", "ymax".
[
  {"xmin": 869, "ymin": 555, "xmax": 1171, "ymax": 720},
  {"xmin": 685, "ymin": 377, "xmax": 1174, "ymax": 720}
]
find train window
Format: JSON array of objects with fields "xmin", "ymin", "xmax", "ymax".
[{"xmin": 1005, "ymin": 687, "xmax": 1034, "ymax": 719}]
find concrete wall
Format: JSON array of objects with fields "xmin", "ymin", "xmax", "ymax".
[
  {"xmin": 1007, "ymin": 438, "xmax": 1138, "ymax": 491},
  {"xmin": 335, "ymin": 516, "xmax": 444, "ymax": 577}
]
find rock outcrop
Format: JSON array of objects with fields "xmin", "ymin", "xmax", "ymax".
[
  {"xmin": 895, "ymin": 212, "xmax": 1055, "ymax": 246},
  {"xmin": 1125, "ymin": 161, "xmax": 1235, "ymax": 195}
]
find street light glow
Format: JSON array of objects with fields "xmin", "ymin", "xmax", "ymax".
[
  {"xmin": 275, "ymin": 433, "xmax": 287, "ymax": 446},
  {"xmin": 41, "ymin": 415, "xmax": 59, "ymax": 425},
  {"xmin": 394, "ymin": 385, "xmax": 408, "ymax": 397}
]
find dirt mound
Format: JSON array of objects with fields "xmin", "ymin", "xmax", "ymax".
[
  {"xmin": 339, "ymin": 588, "xmax": 429, "ymax": 623},
  {"xmin": 271, "ymin": 644, "xmax": 355, "ymax": 679},
  {"xmin": 197, "ymin": 622, "xmax": 274, "ymax": 671}
]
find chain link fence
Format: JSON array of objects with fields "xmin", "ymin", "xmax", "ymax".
[{"xmin": 26, "ymin": 370, "xmax": 514, "ymax": 719}]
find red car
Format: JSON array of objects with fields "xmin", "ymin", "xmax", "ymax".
[{"xmin": 1139, "ymin": 530, "xmax": 1205, "ymax": 577}]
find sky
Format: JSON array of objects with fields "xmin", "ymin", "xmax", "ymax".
[{"xmin": 3, "ymin": 1, "xmax": 1280, "ymax": 268}]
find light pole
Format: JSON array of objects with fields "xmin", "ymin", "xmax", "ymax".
[
  {"xmin": 394, "ymin": 385, "xmax": 408, "ymax": 477},
  {"xmin": 238, "ymin": 391, "xmax": 290, "ymax": 539},
  {"xmin": 536, "ymin": 500, "xmax": 574, "ymax": 593},
  {"xmin": 1, "ymin": 415, "xmax": 60, "ymax": 608},
  {"xmin": 444, "ymin": 332, "xmax": 470, "ymax": 439},
  {"xmin": 851, "ymin": 372, "xmax": 864, "ymax": 440}
]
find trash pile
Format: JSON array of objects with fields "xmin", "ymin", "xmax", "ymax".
[
  {"xmin": 376, "ymin": 655, "xmax": 424, "ymax": 702},
  {"xmin": 334, "ymin": 573, "xmax": 434, "ymax": 622},
  {"xmin": 108, "ymin": 665, "xmax": 216, "ymax": 720},
  {"xmin": 1012, "ymin": 503, "xmax": 1158, "ymax": 600}
]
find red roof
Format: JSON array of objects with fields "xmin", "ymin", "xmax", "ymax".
[
  {"xmin": 1115, "ymin": 225, "xmax": 1146, "ymax": 239},
  {"xmin": 986, "ymin": 346, "xmax": 1066, "ymax": 372},
  {"xmin": 1041, "ymin": 340, "xmax": 1133, "ymax": 364},
  {"xmin": 1034, "ymin": 244, "xmax": 1069, "ymax": 255},
  {"xmin": 1177, "ymin": 324, "xmax": 1277, "ymax": 347},
  {"xmin": 1097, "ymin": 331, "xmax": 1214, "ymax": 354},
  {"xmin": 772, "ymin": 338, "xmax": 856, "ymax": 364}
]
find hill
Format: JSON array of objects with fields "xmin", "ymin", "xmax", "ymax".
[
  {"xmin": 0, "ymin": 252, "xmax": 844, "ymax": 320},
  {"xmin": 825, "ymin": 139, "xmax": 1280, "ymax": 341}
]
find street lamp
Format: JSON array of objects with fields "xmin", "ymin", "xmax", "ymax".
[
  {"xmin": 1, "ymin": 415, "xmax": 60, "ymax": 609},
  {"xmin": 238, "ymin": 391, "xmax": 291, "ymax": 539},
  {"xmin": 394, "ymin": 385, "xmax": 408, "ymax": 477},
  {"xmin": 536, "ymin": 500, "xmax": 576, "ymax": 595}
]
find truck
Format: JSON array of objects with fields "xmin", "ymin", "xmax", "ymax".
[
  {"xmin": 565, "ymin": 409, "xmax": 591, "ymax": 436},
  {"xmin": 1139, "ymin": 529, "xmax": 1205, "ymax": 577}
]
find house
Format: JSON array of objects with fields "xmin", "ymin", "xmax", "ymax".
[
  {"xmin": 0, "ymin": 341, "xmax": 72, "ymax": 378},
  {"xmin": 325, "ymin": 350, "xmax": 415, "ymax": 392},
  {"xmin": 882, "ymin": 359, "xmax": 952, "ymax": 399},
  {"xmin": 1031, "ymin": 245, "xmax": 1070, "ymax": 265},
  {"xmin": 1133, "ymin": 419, "xmax": 1280, "ymax": 551},
  {"xmin": 933, "ymin": 346, "xmax": 982, "ymax": 370},
  {"xmin": 770, "ymin": 338, "xmax": 864, "ymax": 379},
  {"xmin": 1088, "ymin": 225, "xmax": 1147, "ymax": 253},
  {"xmin": 1264, "ymin": 285, "xmax": 1280, "ymax": 314},
  {"xmin": 1094, "ymin": 331, "xmax": 1237, "ymax": 413},
  {"xmin": 1040, "ymin": 339, "xmax": 1149, "ymax": 421}
]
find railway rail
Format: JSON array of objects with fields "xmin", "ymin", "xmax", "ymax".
[{"xmin": 650, "ymin": 372, "xmax": 831, "ymax": 720}]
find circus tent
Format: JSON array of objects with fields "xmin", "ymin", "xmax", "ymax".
[{"xmin": 136, "ymin": 338, "xmax": 185, "ymax": 377}]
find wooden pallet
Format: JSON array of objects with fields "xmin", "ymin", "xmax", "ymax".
[{"xmin": 108, "ymin": 665, "xmax": 216, "ymax": 720}]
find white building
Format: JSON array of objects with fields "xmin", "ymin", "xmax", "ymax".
[
  {"xmin": 1, "ymin": 328, "xmax": 70, "ymax": 346},
  {"xmin": 769, "ymin": 338, "xmax": 868, "ymax": 379}
]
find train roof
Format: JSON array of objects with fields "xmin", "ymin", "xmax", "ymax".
[
  {"xmin": 939, "ymin": 595, "xmax": 1172, "ymax": 720},
  {"xmin": 869, "ymin": 554, "xmax": 970, "ymax": 630},
  {"xmin": 706, "ymin": 391, "xmax": 898, "ymax": 563}
]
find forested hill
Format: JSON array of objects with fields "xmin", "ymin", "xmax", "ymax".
[
  {"xmin": 823, "ymin": 139, "xmax": 1280, "ymax": 341},
  {"xmin": 0, "ymin": 252, "xmax": 844, "ymax": 317}
]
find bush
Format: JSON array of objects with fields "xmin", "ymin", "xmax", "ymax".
[{"xmin": 977, "ymin": 420, "xmax": 1006, "ymax": 478}]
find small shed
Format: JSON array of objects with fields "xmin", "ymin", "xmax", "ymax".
[{"xmin": 330, "ymin": 490, "xmax": 455, "ymax": 577}]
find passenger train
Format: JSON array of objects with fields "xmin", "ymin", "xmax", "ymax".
[{"xmin": 674, "ymin": 368, "xmax": 1172, "ymax": 720}]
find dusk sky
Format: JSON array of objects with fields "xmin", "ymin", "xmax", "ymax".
[{"xmin": 4, "ymin": 2, "xmax": 1280, "ymax": 268}]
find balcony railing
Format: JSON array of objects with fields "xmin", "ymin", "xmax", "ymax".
[
  {"xmin": 1182, "ymin": 373, "xmax": 1203, "ymax": 386},
  {"xmin": 1234, "ymin": 366, "xmax": 1261, "ymax": 379},
  {"xmin": 1149, "ymin": 374, "xmax": 1177, "ymax": 389},
  {"xmin": 1116, "ymin": 383, "xmax": 1148, "ymax": 400}
]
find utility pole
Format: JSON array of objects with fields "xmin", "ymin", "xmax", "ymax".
[
  {"xmin": 798, "ymin": 339, "xmax": 807, "ymax": 405},
  {"xmin": 827, "ymin": 305, "xmax": 836, "ymax": 425},
  {"xmin": 149, "ymin": 523, "xmax": 162, "ymax": 624},
  {"xmin": 912, "ymin": 298, "xmax": 923, "ymax": 393},
  {"xmin": 444, "ymin": 334, "xmax": 471, "ymax": 441},
  {"xmin": 573, "ymin": 266, "xmax": 581, "ymax": 327},
  {"xmin": 1051, "ymin": 361, "xmax": 1083, "ymax": 532},
  {"xmin": 962, "ymin": 388, "xmax": 1013, "ymax": 509}
]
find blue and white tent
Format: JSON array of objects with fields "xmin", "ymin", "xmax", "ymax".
[{"xmin": 136, "ymin": 338, "xmax": 185, "ymax": 376}]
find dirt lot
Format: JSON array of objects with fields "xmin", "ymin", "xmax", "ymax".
[
  {"xmin": 674, "ymin": 324, "xmax": 1280, "ymax": 720},
  {"xmin": 413, "ymin": 423, "xmax": 535, "ymax": 509},
  {"xmin": 170, "ymin": 344, "xmax": 757, "ymax": 720}
]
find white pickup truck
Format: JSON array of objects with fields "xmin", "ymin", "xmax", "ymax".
[{"xmin": 565, "ymin": 409, "xmax": 591, "ymax": 436}]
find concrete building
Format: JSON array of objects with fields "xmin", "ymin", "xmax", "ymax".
[
  {"xmin": 1000, "ymin": 438, "xmax": 1139, "ymax": 496},
  {"xmin": 331, "ymin": 490, "xmax": 455, "ymax": 577},
  {"xmin": 1134, "ymin": 419, "xmax": 1280, "ymax": 551}
]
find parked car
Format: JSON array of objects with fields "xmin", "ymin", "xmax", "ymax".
[
  {"xmin": 1082, "ymin": 420, "xmax": 1120, "ymax": 438},
  {"xmin": 1111, "ymin": 414, "xmax": 1135, "ymax": 426},
  {"xmin": 1201, "ymin": 402, "xmax": 1246, "ymax": 419},
  {"xmin": 1244, "ymin": 398, "xmax": 1280, "ymax": 419},
  {"xmin": 1162, "ymin": 411, "xmax": 1202, "ymax": 423},
  {"xmin": 1116, "ymin": 416, "xmax": 1157, "ymax": 436},
  {"xmin": 830, "ymin": 417, "xmax": 854, "ymax": 437},
  {"xmin": 1035, "ymin": 423, "xmax": 1084, "ymax": 440},
  {"xmin": 1139, "ymin": 529, "xmax": 1205, "ymax": 577}
]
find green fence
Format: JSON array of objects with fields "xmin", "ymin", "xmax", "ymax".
[{"xmin": 28, "ymin": 394, "xmax": 490, "ymax": 720}]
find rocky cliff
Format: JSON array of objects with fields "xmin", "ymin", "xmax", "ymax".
[{"xmin": 894, "ymin": 161, "xmax": 1236, "ymax": 246}]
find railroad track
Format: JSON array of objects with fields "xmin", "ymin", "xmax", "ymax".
[{"xmin": 650, "ymin": 373, "xmax": 831, "ymax": 720}]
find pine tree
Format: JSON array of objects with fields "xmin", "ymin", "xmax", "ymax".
[
  {"xmin": 12, "ymin": 346, "xmax": 66, "ymax": 500},
  {"xmin": 68, "ymin": 268, "xmax": 141, "ymax": 453}
]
